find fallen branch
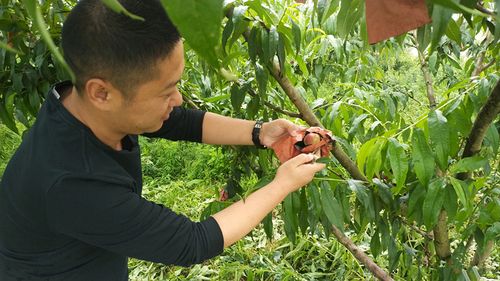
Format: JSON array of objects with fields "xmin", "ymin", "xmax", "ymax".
[{"xmin": 331, "ymin": 226, "xmax": 394, "ymax": 281}]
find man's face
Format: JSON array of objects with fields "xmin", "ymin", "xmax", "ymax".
[{"xmin": 114, "ymin": 41, "xmax": 185, "ymax": 135}]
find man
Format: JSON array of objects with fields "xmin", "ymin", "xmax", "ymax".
[{"xmin": 0, "ymin": 0, "xmax": 325, "ymax": 280}]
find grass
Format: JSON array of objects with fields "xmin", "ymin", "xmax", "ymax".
[
  {"xmin": 0, "ymin": 125, "xmax": 21, "ymax": 178},
  {"xmin": 129, "ymin": 138, "xmax": 376, "ymax": 280}
]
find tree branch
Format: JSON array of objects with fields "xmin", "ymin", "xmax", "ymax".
[
  {"xmin": 417, "ymin": 50, "xmax": 437, "ymax": 108},
  {"xmin": 433, "ymin": 210, "xmax": 452, "ymax": 263},
  {"xmin": 476, "ymin": 2, "xmax": 495, "ymax": 16},
  {"xmin": 330, "ymin": 226, "xmax": 394, "ymax": 281},
  {"xmin": 471, "ymin": 240, "xmax": 494, "ymax": 268},
  {"xmin": 181, "ymin": 93, "xmax": 201, "ymax": 110},
  {"xmin": 458, "ymin": 80, "xmax": 500, "ymax": 179}
]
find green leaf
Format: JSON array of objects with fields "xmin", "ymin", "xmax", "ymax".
[
  {"xmin": 228, "ymin": 6, "xmax": 249, "ymax": 50},
  {"xmin": 417, "ymin": 25, "xmax": 431, "ymax": 52},
  {"xmin": 221, "ymin": 19, "xmax": 234, "ymax": 52},
  {"xmin": 356, "ymin": 137, "xmax": 377, "ymax": 178},
  {"xmin": 348, "ymin": 179, "xmax": 375, "ymax": 221},
  {"xmin": 261, "ymin": 27, "xmax": 270, "ymax": 63},
  {"xmin": 443, "ymin": 184, "xmax": 458, "ymax": 220},
  {"xmin": 22, "ymin": 0, "xmax": 75, "ymax": 81},
  {"xmin": 423, "ymin": 179, "xmax": 445, "ymax": 229},
  {"xmin": 268, "ymin": 26, "xmax": 279, "ymax": 61},
  {"xmin": 161, "ymin": 0, "xmax": 223, "ymax": 67},
  {"xmin": 445, "ymin": 19, "xmax": 462, "ymax": 46},
  {"xmin": 336, "ymin": 0, "xmax": 360, "ymax": 38},
  {"xmin": 298, "ymin": 188, "xmax": 309, "ymax": 235},
  {"xmin": 431, "ymin": 4, "xmax": 453, "ymax": 53},
  {"xmin": 308, "ymin": 182, "xmax": 323, "ymax": 218},
  {"xmin": 315, "ymin": 157, "xmax": 332, "ymax": 164},
  {"xmin": 321, "ymin": 182, "xmax": 344, "ymax": 231},
  {"xmin": 0, "ymin": 102, "xmax": 18, "ymax": 134},
  {"xmin": 246, "ymin": 95, "xmax": 259, "ymax": 119},
  {"xmin": 283, "ymin": 194, "xmax": 298, "ymax": 243},
  {"xmin": 247, "ymin": 26, "xmax": 259, "ymax": 62},
  {"xmin": 450, "ymin": 155, "xmax": 488, "ymax": 174},
  {"xmin": 277, "ymin": 32, "xmax": 286, "ymax": 73},
  {"xmin": 408, "ymin": 184, "xmax": 426, "ymax": 222},
  {"xmin": 449, "ymin": 177, "xmax": 469, "ymax": 210},
  {"xmin": 370, "ymin": 230, "xmax": 382, "ymax": 258},
  {"xmin": 412, "ymin": 128, "xmax": 435, "ymax": 186},
  {"xmin": 255, "ymin": 62, "xmax": 268, "ymax": 99},
  {"xmin": 291, "ymin": 20, "xmax": 301, "ymax": 54},
  {"xmin": 262, "ymin": 212, "xmax": 273, "ymax": 240},
  {"xmin": 428, "ymin": 110, "xmax": 450, "ymax": 170},
  {"xmin": 101, "ymin": 0, "xmax": 145, "ymax": 21},
  {"xmin": 485, "ymin": 124, "xmax": 499, "ymax": 155},
  {"xmin": 230, "ymin": 84, "xmax": 245, "ymax": 111},
  {"xmin": 387, "ymin": 138, "xmax": 409, "ymax": 194}
]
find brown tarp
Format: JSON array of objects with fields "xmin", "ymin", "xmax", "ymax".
[{"xmin": 366, "ymin": 0, "xmax": 431, "ymax": 44}]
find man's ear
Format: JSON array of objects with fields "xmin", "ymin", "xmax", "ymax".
[{"xmin": 84, "ymin": 78, "xmax": 121, "ymax": 110}]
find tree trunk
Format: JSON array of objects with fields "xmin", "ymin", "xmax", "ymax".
[{"xmin": 458, "ymin": 80, "xmax": 500, "ymax": 180}]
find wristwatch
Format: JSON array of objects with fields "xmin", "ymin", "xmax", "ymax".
[{"xmin": 252, "ymin": 120, "xmax": 266, "ymax": 149}]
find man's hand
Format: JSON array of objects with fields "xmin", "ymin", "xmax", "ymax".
[
  {"xmin": 273, "ymin": 153, "xmax": 326, "ymax": 193},
  {"xmin": 212, "ymin": 152, "xmax": 325, "ymax": 248},
  {"xmin": 260, "ymin": 119, "xmax": 304, "ymax": 148}
]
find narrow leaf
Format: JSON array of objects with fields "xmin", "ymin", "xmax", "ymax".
[
  {"xmin": 230, "ymin": 84, "xmax": 245, "ymax": 111},
  {"xmin": 387, "ymin": 138, "xmax": 409, "ymax": 194},
  {"xmin": 422, "ymin": 179, "xmax": 445, "ymax": 229},
  {"xmin": 431, "ymin": 4, "xmax": 453, "ymax": 53},
  {"xmin": 449, "ymin": 155, "xmax": 488, "ymax": 174},
  {"xmin": 291, "ymin": 20, "xmax": 301, "ymax": 54},
  {"xmin": 444, "ymin": 18, "xmax": 462, "ymax": 46},
  {"xmin": 268, "ymin": 26, "xmax": 278, "ymax": 61},
  {"xmin": 255, "ymin": 62, "xmax": 268, "ymax": 99},
  {"xmin": 283, "ymin": 194, "xmax": 298, "ymax": 243},
  {"xmin": 412, "ymin": 128, "xmax": 435, "ymax": 186},
  {"xmin": 449, "ymin": 177, "xmax": 468, "ymax": 210},
  {"xmin": 428, "ymin": 110, "xmax": 450, "ymax": 170},
  {"xmin": 277, "ymin": 32, "xmax": 286, "ymax": 73},
  {"xmin": 321, "ymin": 182, "xmax": 344, "ymax": 231},
  {"xmin": 101, "ymin": 0, "xmax": 144, "ymax": 21}
]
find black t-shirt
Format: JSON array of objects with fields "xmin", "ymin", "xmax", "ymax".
[{"xmin": 0, "ymin": 81, "xmax": 224, "ymax": 280}]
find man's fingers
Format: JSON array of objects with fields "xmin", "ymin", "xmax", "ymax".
[{"xmin": 287, "ymin": 153, "xmax": 315, "ymax": 166}]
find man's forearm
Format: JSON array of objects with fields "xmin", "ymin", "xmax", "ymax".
[
  {"xmin": 202, "ymin": 112, "xmax": 256, "ymax": 145},
  {"xmin": 211, "ymin": 180, "xmax": 287, "ymax": 247}
]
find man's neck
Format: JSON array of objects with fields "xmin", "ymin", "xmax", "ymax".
[{"xmin": 61, "ymin": 88, "xmax": 124, "ymax": 151}]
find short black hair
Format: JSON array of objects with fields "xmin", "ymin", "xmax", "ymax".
[{"xmin": 61, "ymin": 0, "xmax": 181, "ymax": 96}]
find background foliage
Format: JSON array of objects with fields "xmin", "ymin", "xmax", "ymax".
[{"xmin": 1, "ymin": 0, "xmax": 499, "ymax": 280}]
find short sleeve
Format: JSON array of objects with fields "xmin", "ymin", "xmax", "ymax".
[
  {"xmin": 142, "ymin": 107, "xmax": 206, "ymax": 142},
  {"xmin": 45, "ymin": 175, "xmax": 223, "ymax": 266}
]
